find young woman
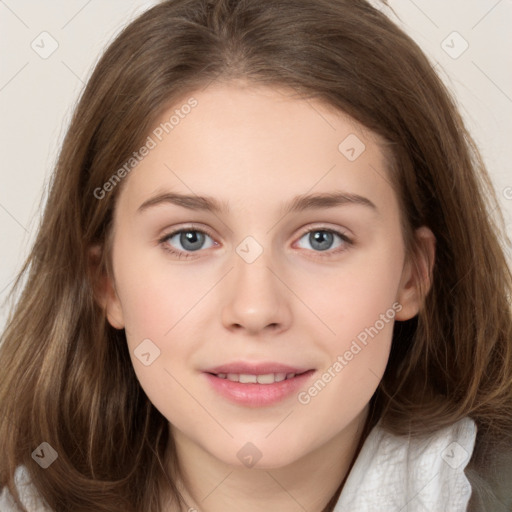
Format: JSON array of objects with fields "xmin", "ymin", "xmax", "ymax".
[{"xmin": 1, "ymin": 0, "xmax": 511, "ymax": 510}]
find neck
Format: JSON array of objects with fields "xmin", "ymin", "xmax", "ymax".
[{"xmin": 166, "ymin": 406, "xmax": 371, "ymax": 512}]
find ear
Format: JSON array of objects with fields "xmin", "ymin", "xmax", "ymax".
[
  {"xmin": 395, "ymin": 226, "xmax": 436, "ymax": 321},
  {"xmin": 88, "ymin": 244, "xmax": 125, "ymax": 329}
]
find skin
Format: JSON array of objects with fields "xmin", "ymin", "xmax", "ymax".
[{"xmin": 99, "ymin": 81, "xmax": 435, "ymax": 511}]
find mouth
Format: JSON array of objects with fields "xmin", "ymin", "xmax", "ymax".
[
  {"xmin": 203, "ymin": 363, "xmax": 315, "ymax": 407},
  {"xmin": 207, "ymin": 370, "xmax": 310, "ymax": 384}
]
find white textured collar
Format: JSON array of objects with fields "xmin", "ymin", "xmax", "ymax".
[
  {"xmin": 334, "ymin": 416, "xmax": 477, "ymax": 511},
  {"xmin": 1, "ymin": 417, "xmax": 477, "ymax": 512}
]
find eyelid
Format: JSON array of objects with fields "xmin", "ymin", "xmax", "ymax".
[
  {"xmin": 295, "ymin": 223, "xmax": 352, "ymax": 239},
  {"xmin": 159, "ymin": 223, "xmax": 216, "ymax": 241},
  {"xmin": 292, "ymin": 225, "xmax": 354, "ymax": 257},
  {"xmin": 158, "ymin": 223, "xmax": 353, "ymax": 258}
]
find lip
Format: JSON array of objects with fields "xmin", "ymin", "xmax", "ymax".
[
  {"xmin": 203, "ymin": 361, "xmax": 315, "ymax": 407},
  {"xmin": 204, "ymin": 362, "xmax": 311, "ymax": 375}
]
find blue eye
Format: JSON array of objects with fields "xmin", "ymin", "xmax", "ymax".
[
  {"xmin": 160, "ymin": 228, "xmax": 216, "ymax": 258},
  {"xmin": 296, "ymin": 229, "xmax": 351, "ymax": 254},
  {"xmin": 159, "ymin": 226, "xmax": 352, "ymax": 259}
]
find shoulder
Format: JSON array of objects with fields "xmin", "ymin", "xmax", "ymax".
[
  {"xmin": 334, "ymin": 416, "xmax": 477, "ymax": 511},
  {"xmin": 465, "ymin": 424, "xmax": 512, "ymax": 512},
  {"xmin": 0, "ymin": 465, "xmax": 53, "ymax": 512}
]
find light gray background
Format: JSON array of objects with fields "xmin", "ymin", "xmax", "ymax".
[{"xmin": 1, "ymin": 0, "xmax": 511, "ymax": 332}]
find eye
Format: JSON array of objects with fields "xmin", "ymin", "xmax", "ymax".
[
  {"xmin": 159, "ymin": 225, "xmax": 353, "ymax": 259},
  {"xmin": 159, "ymin": 227, "xmax": 217, "ymax": 258},
  {"xmin": 295, "ymin": 227, "xmax": 352, "ymax": 255}
]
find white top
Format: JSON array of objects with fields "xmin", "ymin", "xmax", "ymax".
[
  {"xmin": 0, "ymin": 417, "xmax": 477, "ymax": 511},
  {"xmin": 0, "ymin": 465, "xmax": 51, "ymax": 511},
  {"xmin": 334, "ymin": 416, "xmax": 477, "ymax": 511}
]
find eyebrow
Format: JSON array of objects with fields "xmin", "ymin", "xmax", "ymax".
[{"xmin": 137, "ymin": 190, "xmax": 378, "ymax": 216}]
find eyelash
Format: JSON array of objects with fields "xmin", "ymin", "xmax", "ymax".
[{"xmin": 158, "ymin": 225, "xmax": 353, "ymax": 260}]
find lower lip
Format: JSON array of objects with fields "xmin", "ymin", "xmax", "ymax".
[{"xmin": 204, "ymin": 370, "xmax": 315, "ymax": 407}]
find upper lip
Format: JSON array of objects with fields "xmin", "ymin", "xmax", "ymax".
[{"xmin": 204, "ymin": 362, "xmax": 313, "ymax": 375}]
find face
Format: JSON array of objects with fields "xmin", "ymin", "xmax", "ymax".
[{"xmin": 101, "ymin": 81, "xmax": 431, "ymax": 469}]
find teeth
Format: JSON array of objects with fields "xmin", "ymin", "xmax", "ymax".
[
  {"xmin": 257, "ymin": 374, "xmax": 276, "ymax": 384},
  {"xmin": 239, "ymin": 374, "xmax": 257, "ymax": 384},
  {"xmin": 216, "ymin": 372, "xmax": 296, "ymax": 384}
]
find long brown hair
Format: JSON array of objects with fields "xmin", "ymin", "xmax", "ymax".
[{"xmin": 1, "ymin": 0, "xmax": 511, "ymax": 510}]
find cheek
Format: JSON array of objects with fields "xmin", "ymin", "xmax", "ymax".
[
  {"xmin": 300, "ymin": 236, "xmax": 403, "ymax": 401},
  {"xmin": 112, "ymin": 258, "xmax": 198, "ymax": 421},
  {"xmin": 305, "ymin": 234, "xmax": 404, "ymax": 346},
  {"xmin": 113, "ymin": 237, "xmax": 210, "ymax": 341},
  {"xmin": 111, "ymin": 241, "xmax": 213, "ymax": 404},
  {"xmin": 296, "ymin": 280, "xmax": 398, "ymax": 441}
]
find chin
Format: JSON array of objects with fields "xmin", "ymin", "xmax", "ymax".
[{"xmin": 206, "ymin": 437, "xmax": 308, "ymax": 470}]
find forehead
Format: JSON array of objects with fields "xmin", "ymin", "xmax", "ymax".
[{"xmin": 115, "ymin": 82, "xmax": 396, "ymax": 220}]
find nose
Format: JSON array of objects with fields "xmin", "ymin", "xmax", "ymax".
[{"xmin": 221, "ymin": 248, "xmax": 292, "ymax": 336}]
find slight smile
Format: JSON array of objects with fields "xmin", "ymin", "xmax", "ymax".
[{"xmin": 203, "ymin": 362, "xmax": 316, "ymax": 407}]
